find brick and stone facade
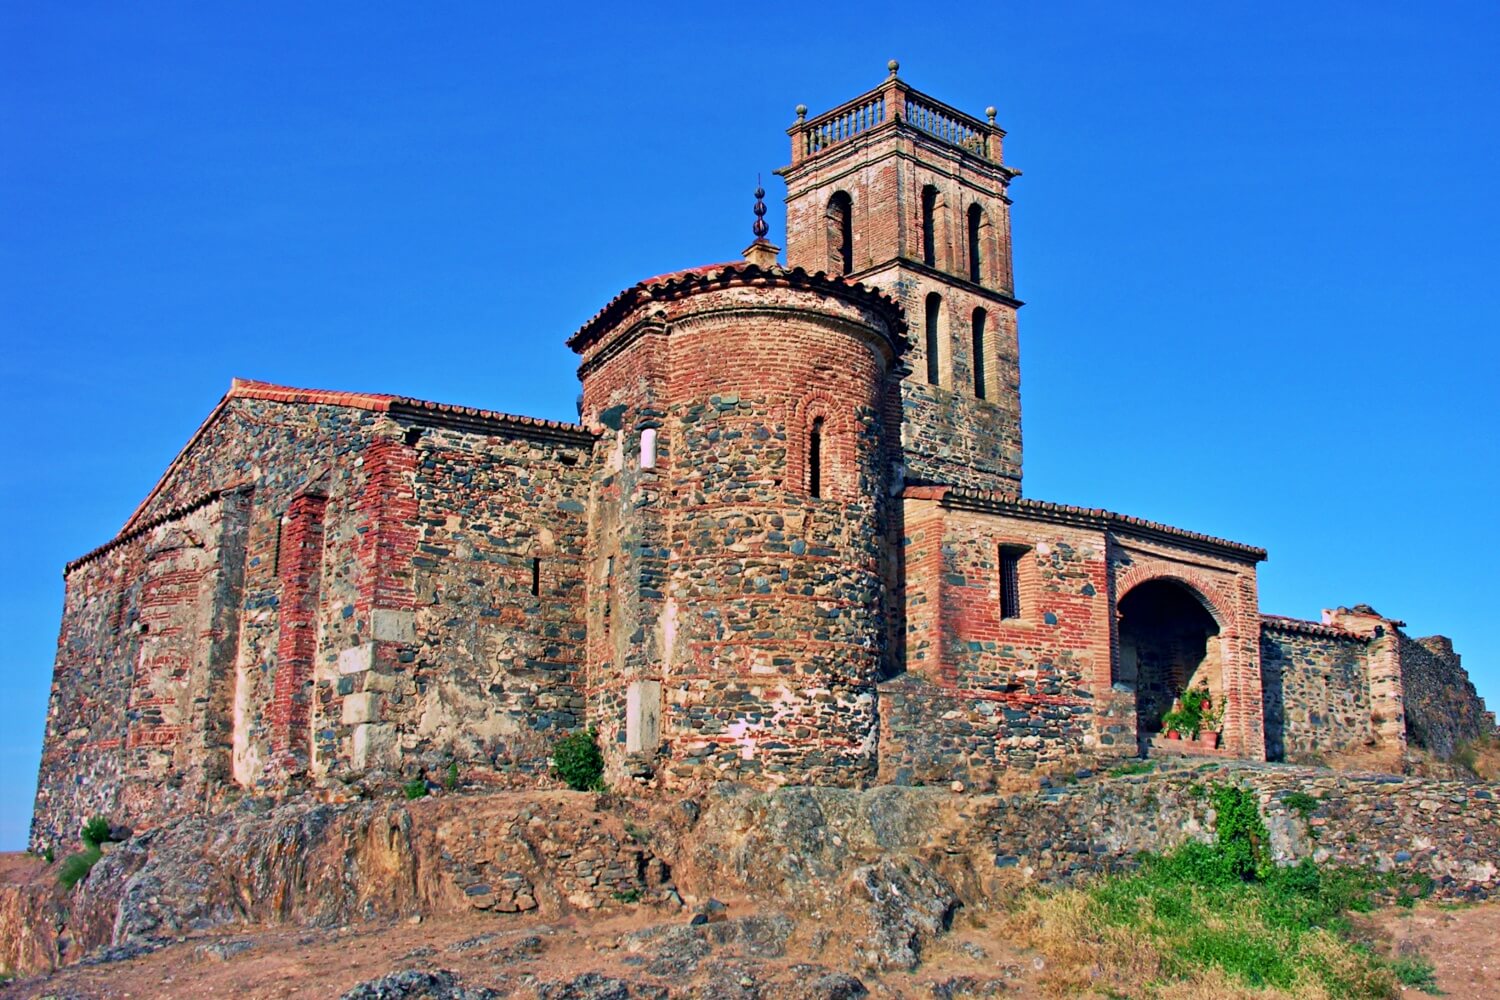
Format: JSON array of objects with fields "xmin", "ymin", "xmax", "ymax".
[{"xmin": 29, "ymin": 68, "xmax": 1493, "ymax": 852}]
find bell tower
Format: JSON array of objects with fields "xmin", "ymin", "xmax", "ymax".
[{"xmin": 779, "ymin": 61, "xmax": 1023, "ymax": 495}]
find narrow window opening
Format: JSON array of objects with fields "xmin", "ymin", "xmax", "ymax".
[
  {"xmin": 999, "ymin": 546, "xmax": 1024, "ymax": 620},
  {"xmin": 271, "ymin": 515, "xmax": 284, "ymax": 577},
  {"xmin": 967, "ymin": 204, "xmax": 984, "ymax": 283},
  {"xmin": 921, "ymin": 186, "xmax": 938, "ymax": 266},
  {"xmin": 640, "ymin": 427, "xmax": 658, "ymax": 469},
  {"xmin": 809, "ymin": 417, "xmax": 824, "ymax": 498},
  {"xmin": 925, "ymin": 293, "xmax": 943, "ymax": 386},
  {"xmin": 602, "ymin": 555, "xmax": 614, "ymax": 637},
  {"xmin": 972, "ymin": 308, "xmax": 988, "ymax": 400},
  {"xmin": 827, "ymin": 192, "xmax": 854, "ymax": 276},
  {"xmin": 531, "ymin": 557, "xmax": 541, "ymax": 597}
]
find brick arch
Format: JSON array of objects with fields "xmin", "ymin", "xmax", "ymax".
[
  {"xmin": 786, "ymin": 390, "xmax": 858, "ymax": 501},
  {"xmin": 1113, "ymin": 564, "xmax": 1237, "ymax": 636}
]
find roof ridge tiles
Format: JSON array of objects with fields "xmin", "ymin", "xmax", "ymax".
[
  {"xmin": 566, "ymin": 260, "xmax": 908, "ymax": 353},
  {"xmin": 912, "ymin": 487, "xmax": 1267, "ymax": 560}
]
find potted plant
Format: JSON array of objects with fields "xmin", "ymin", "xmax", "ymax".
[
  {"xmin": 1161, "ymin": 699, "xmax": 1186, "ymax": 740},
  {"xmin": 1198, "ymin": 695, "xmax": 1225, "ymax": 748}
]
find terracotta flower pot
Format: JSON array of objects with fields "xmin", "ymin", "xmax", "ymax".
[
  {"xmin": 1166, "ymin": 730, "xmax": 1181, "ymax": 741},
  {"xmin": 1201, "ymin": 732, "xmax": 1221, "ymax": 749}
]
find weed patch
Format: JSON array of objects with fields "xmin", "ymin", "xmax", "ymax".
[
  {"xmin": 1282, "ymin": 791, "xmax": 1321, "ymax": 820},
  {"xmin": 999, "ymin": 783, "xmax": 1435, "ymax": 998},
  {"xmin": 552, "ymin": 728, "xmax": 605, "ymax": 791}
]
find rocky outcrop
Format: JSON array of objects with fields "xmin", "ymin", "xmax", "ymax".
[
  {"xmin": 4, "ymin": 762, "xmax": 1497, "ymax": 981},
  {"xmin": 3, "ymin": 791, "xmax": 675, "ymax": 975}
]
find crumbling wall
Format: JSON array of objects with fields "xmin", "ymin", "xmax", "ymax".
[
  {"xmin": 1260, "ymin": 622, "xmax": 1377, "ymax": 762},
  {"xmin": 1399, "ymin": 634, "xmax": 1496, "ymax": 759}
]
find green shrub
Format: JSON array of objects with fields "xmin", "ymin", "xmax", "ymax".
[
  {"xmin": 444, "ymin": 761, "xmax": 460, "ymax": 792},
  {"xmin": 1283, "ymin": 790, "xmax": 1321, "ymax": 820},
  {"xmin": 42, "ymin": 846, "xmax": 55, "ymax": 864},
  {"xmin": 1210, "ymin": 783, "xmax": 1268, "ymax": 881},
  {"xmin": 57, "ymin": 846, "xmax": 102, "ymax": 890},
  {"xmin": 402, "ymin": 778, "xmax": 429, "ymax": 800},
  {"xmin": 552, "ymin": 728, "xmax": 605, "ymax": 791},
  {"xmin": 80, "ymin": 815, "xmax": 112, "ymax": 848}
]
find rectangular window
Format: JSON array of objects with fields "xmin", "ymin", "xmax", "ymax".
[
  {"xmin": 531, "ymin": 557, "xmax": 541, "ymax": 596},
  {"xmin": 999, "ymin": 547, "xmax": 1023, "ymax": 620}
]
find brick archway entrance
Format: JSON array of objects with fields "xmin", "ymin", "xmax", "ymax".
[{"xmin": 1115, "ymin": 578, "xmax": 1223, "ymax": 754}]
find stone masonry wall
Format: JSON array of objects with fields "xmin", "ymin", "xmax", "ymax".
[
  {"xmin": 33, "ymin": 491, "xmax": 250, "ymax": 852},
  {"xmin": 34, "ymin": 385, "xmax": 599, "ymax": 850},
  {"xmin": 390, "ymin": 421, "xmax": 592, "ymax": 784},
  {"xmin": 575, "ymin": 271, "xmax": 903, "ymax": 788},
  {"xmin": 1260, "ymin": 622, "xmax": 1377, "ymax": 762},
  {"xmin": 1399, "ymin": 633, "xmax": 1497, "ymax": 759},
  {"xmin": 882, "ymin": 497, "xmax": 1109, "ymax": 787}
]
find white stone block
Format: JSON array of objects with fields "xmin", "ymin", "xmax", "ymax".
[
  {"xmin": 342, "ymin": 692, "xmax": 380, "ymax": 725},
  {"xmin": 352, "ymin": 722, "xmax": 396, "ymax": 770},
  {"xmin": 338, "ymin": 643, "xmax": 375, "ymax": 675},
  {"xmin": 371, "ymin": 609, "xmax": 416, "ymax": 644},
  {"xmin": 626, "ymin": 680, "xmax": 662, "ymax": 754}
]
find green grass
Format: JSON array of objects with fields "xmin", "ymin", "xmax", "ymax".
[
  {"xmin": 1390, "ymin": 954, "xmax": 1442, "ymax": 994},
  {"xmin": 1006, "ymin": 783, "xmax": 1438, "ymax": 998},
  {"xmin": 1108, "ymin": 760, "xmax": 1156, "ymax": 777},
  {"xmin": 1282, "ymin": 791, "xmax": 1321, "ymax": 820},
  {"xmin": 57, "ymin": 845, "xmax": 102, "ymax": 889}
]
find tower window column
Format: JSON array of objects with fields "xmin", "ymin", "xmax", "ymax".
[{"xmin": 925, "ymin": 293, "xmax": 943, "ymax": 386}]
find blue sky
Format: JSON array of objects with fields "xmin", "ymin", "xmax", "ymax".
[{"xmin": 2, "ymin": 2, "xmax": 1496, "ymax": 849}]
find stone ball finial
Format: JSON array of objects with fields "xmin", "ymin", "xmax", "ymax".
[
  {"xmin": 795, "ymin": 104, "xmax": 808, "ymax": 122},
  {"xmin": 986, "ymin": 106, "xmax": 997, "ymax": 124},
  {"xmin": 888, "ymin": 59, "xmax": 900, "ymax": 76}
]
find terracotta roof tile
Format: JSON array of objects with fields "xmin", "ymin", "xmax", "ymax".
[
  {"xmin": 907, "ymin": 486, "xmax": 1267, "ymax": 561},
  {"xmin": 1260, "ymin": 614, "xmax": 1369, "ymax": 642},
  {"xmin": 566, "ymin": 261, "xmax": 909, "ymax": 354}
]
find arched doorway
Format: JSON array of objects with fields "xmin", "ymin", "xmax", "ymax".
[{"xmin": 1115, "ymin": 579, "xmax": 1223, "ymax": 753}]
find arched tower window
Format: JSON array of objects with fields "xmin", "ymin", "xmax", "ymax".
[
  {"xmin": 925, "ymin": 293, "xmax": 943, "ymax": 386},
  {"xmin": 826, "ymin": 191, "xmax": 854, "ymax": 276},
  {"xmin": 967, "ymin": 204, "xmax": 984, "ymax": 284},
  {"xmin": 972, "ymin": 307, "xmax": 988, "ymax": 400},
  {"xmin": 921, "ymin": 185, "xmax": 939, "ymax": 266},
  {"xmin": 809, "ymin": 417, "xmax": 824, "ymax": 498}
]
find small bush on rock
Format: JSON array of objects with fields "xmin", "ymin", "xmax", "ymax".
[
  {"xmin": 81, "ymin": 815, "xmax": 112, "ymax": 848},
  {"xmin": 552, "ymin": 728, "xmax": 605, "ymax": 791},
  {"xmin": 402, "ymin": 778, "xmax": 429, "ymax": 800}
]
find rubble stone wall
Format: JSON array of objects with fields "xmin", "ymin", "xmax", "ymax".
[
  {"xmin": 1259, "ymin": 624, "xmax": 1376, "ymax": 762},
  {"xmin": 1399, "ymin": 634, "xmax": 1497, "ymax": 759},
  {"xmin": 393, "ymin": 422, "xmax": 593, "ymax": 784},
  {"xmin": 575, "ymin": 277, "xmax": 903, "ymax": 787},
  {"xmin": 32, "ymin": 492, "xmax": 250, "ymax": 851}
]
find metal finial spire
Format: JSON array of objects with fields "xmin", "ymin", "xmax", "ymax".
[{"xmin": 752, "ymin": 174, "xmax": 769, "ymax": 240}]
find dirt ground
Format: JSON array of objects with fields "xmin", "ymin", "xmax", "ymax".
[
  {"xmin": 1367, "ymin": 903, "xmax": 1499, "ymax": 1000},
  {"xmin": 2, "ymin": 900, "xmax": 1495, "ymax": 998}
]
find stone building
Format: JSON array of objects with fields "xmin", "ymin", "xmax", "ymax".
[{"xmin": 30, "ymin": 66, "xmax": 1494, "ymax": 852}]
